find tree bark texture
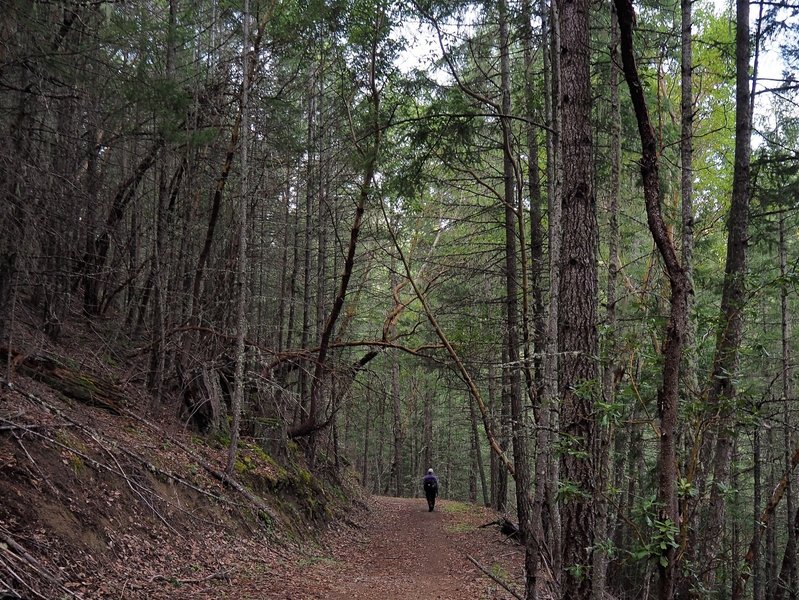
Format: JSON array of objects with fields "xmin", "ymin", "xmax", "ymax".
[
  {"xmin": 557, "ymin": 0, "xmax": 597, "ymax": 595},
  {"xmin": 542, "ymin": 0, "xmax": 563, "ymax": 578},
  {"xmin": 593, "ymin": 7, "xmax": 622, "ymax": 598}
]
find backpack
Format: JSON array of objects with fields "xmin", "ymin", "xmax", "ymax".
[{"xmin": 424, "ymin": 477, "xmax": 438, "ymax": 493}]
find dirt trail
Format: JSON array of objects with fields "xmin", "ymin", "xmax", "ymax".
[{"xmin": 259, "ymin": 496, "xmax": 523, "ymax": 600}]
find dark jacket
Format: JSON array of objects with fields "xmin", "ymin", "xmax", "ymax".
[{"xmin": 423, "ymin": 473, "xmax": 439, "ymax": 497}]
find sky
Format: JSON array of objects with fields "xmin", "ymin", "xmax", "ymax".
[{"xmin": 391, "ymin": 0, "xmax": 798, "ymax": 135}]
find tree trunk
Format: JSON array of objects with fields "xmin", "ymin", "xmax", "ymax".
[
  {"xmin": 773, "ymin": 505, "xmax": 799, "ymax": 600},
  {"xmin": 523, "ymin": 0, "xmax": 545, "ymax": 391},
  {"xmin": 315, "ymin": 55, "xmax": 329, "ymax": 450},
  {"xmin": 298, "ymin": 79, "xmax": 316, "ymax": 424},
  {"xmin": 488, "ymin": 361, "xmax": 500, "ymax": 509},
  {"xmin": 423, "ymin": 386, "xmax": 433, "ymax": 474},
  {"xmin": 557, "ymin": 0, "xmax": 597, "ymax": 594},
  {"xmin": 700, "ymin": 0, "xmax": 752, "ymax": 582},
  {"xmin": 469, "ymin": 394, "xmax": 490, "ymax": 506},
  {"xmin": 767, "ymin": 423, "xmax": 778, "ymax": 600},
  {"xmin": 753, "ymin": 427, "xmax": 762, "ymax": 600},
  {"xmin": 593, "ymin": 7, "xmax": 622, "ymax": 598},
  {"xmin": 392, "ymin": 336, "xmax": 404, "ymax": 496},
  {"xmin": 276, "ymin": 167, "xmax": 292, "ymax": 353},
  {"xmin": 226, "ymin": 0, "xmax": 250, "ymax": 477},
  {"xmin": 614, "ymin": 1, "xmax": 692, "ymax": 597},
  {"xmin": 782, "ymin": 211, "xmax": 798, "ymax": 599},
  {"xmin": 499, "ymin": 342, "xmax": 510, "ymax": 514},
  {"xmin": 498, "ymin": 0, "xmax": 534, "ymax": 592},
  {"xmin": 676, "ymin": 0, "xmax": 699, "ymax": 590},
  {"xmin": 542, "ymin": 0, "xmax": 563, "ymax": 578},
  {"xmin": 361, "ymin": 386, "xmax": 371, "ymax": 489}
]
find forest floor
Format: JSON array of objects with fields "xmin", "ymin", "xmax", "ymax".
[{"xmin": 252, "ymin": 495, "xmax": 535, "ymax": 600}]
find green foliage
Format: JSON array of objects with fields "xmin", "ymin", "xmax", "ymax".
[
  {"xmin": 555, "ymin": 434, "xmax": 590, "ymax": 461},
  {"xmin": 677, "ymin": 477, "xmax": 697, "ymax": 500},
  {"xmin": 565, "ymin": 563, "xmax": 588, "ymax": 582},
  {"xmin": 630, "ymin": 496, "xmax": 678, "ymax": 567},
  {"xmin": 557, "ymin": 479, "xmax": 590, "ymax": 503},
  {"xmin": 596, "ymin": 398, "xmax": 624, "ymax": 428}
]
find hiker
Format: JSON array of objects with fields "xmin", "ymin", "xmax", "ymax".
[{"xmin": 422, "ymin": 468, "xmax": 439, "ymax": 512}]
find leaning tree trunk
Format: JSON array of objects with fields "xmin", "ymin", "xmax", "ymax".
[
  {"xmin": 614, "ymin": 2, "xmax": 691, "ymax": 598},
  {"xmin": 288, "ymin": 28, "xmax": 382, "ymax": 450}
]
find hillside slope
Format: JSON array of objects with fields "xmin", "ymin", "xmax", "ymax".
[{"xmin": 0, "ymin": 319, "xmax": 362, "ymax": 599}]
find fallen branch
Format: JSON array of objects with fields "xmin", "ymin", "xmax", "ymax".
[
  {"xmin": 466, "ymin": 554, "xmax": 523, "ymax": 600},
  {"xmin": 0, "ymin": 529, "xmax": 82, "ymax": 599},
  {"xmin": 13, "ymin": 386, "xmax": 278, "ymax": 525},
  {"xmin": 0, "ymin": 422, "xmax": 74, "ymax": 432},
  {"xmin": 117, "ymin": 408, "xmax": 281, "ymax": 524},
  {"xmin": 150, "ymin": 569, "xmax": 232, "ymax": 585},
  {"xmin": 479, "ymin": 517, "xmax": 520, "ymax": 539},
  {"xmin": 8, "ymin": 388, "xmax": 262, "ymax": 535}
]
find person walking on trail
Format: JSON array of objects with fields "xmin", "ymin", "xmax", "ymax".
[{"xmin": 422, "ymin": 468, "xmax": 439, "ymax": 512}]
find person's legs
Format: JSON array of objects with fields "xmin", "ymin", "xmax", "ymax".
[{"xmin": 426, "ymin": 491, "xmax": 434, "ymax": 511}]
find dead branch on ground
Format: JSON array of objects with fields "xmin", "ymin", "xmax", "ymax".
[{"xmin": 466, "ymin": 554, "xmax": 523, "ymax": 600}]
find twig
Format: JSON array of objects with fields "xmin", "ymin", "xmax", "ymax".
[
  {"xmin": 9, "ymin": 430, "xmax": 59, "ymax": 495},
  {"xmin": 0, "ymin": 555, "xmax": 46, "ymax": 600},
  {"xmin": 0, "ymin": 422, "xmax": 74, "ymax": 431},
  {"xmin": 11, "ymin": 387, "xmax": 263, "ymax": 528},
  {"xmin": 466, "ymin": 554, "xmax": 523, "ymax": 600},
  {"xmin": 343, "ymin": 517, "xmax": 365, "ymax": 530},
  {"xmin": 150, "ymin": 569, "xmax": 232, "ymax": 585},
  {"xmin": 0, "ymin": 530, "xmax": 81, "ymax": 598},
  {"xmin": 117, "ymin": 408, "xmax": 281, "ymax": 523}
]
